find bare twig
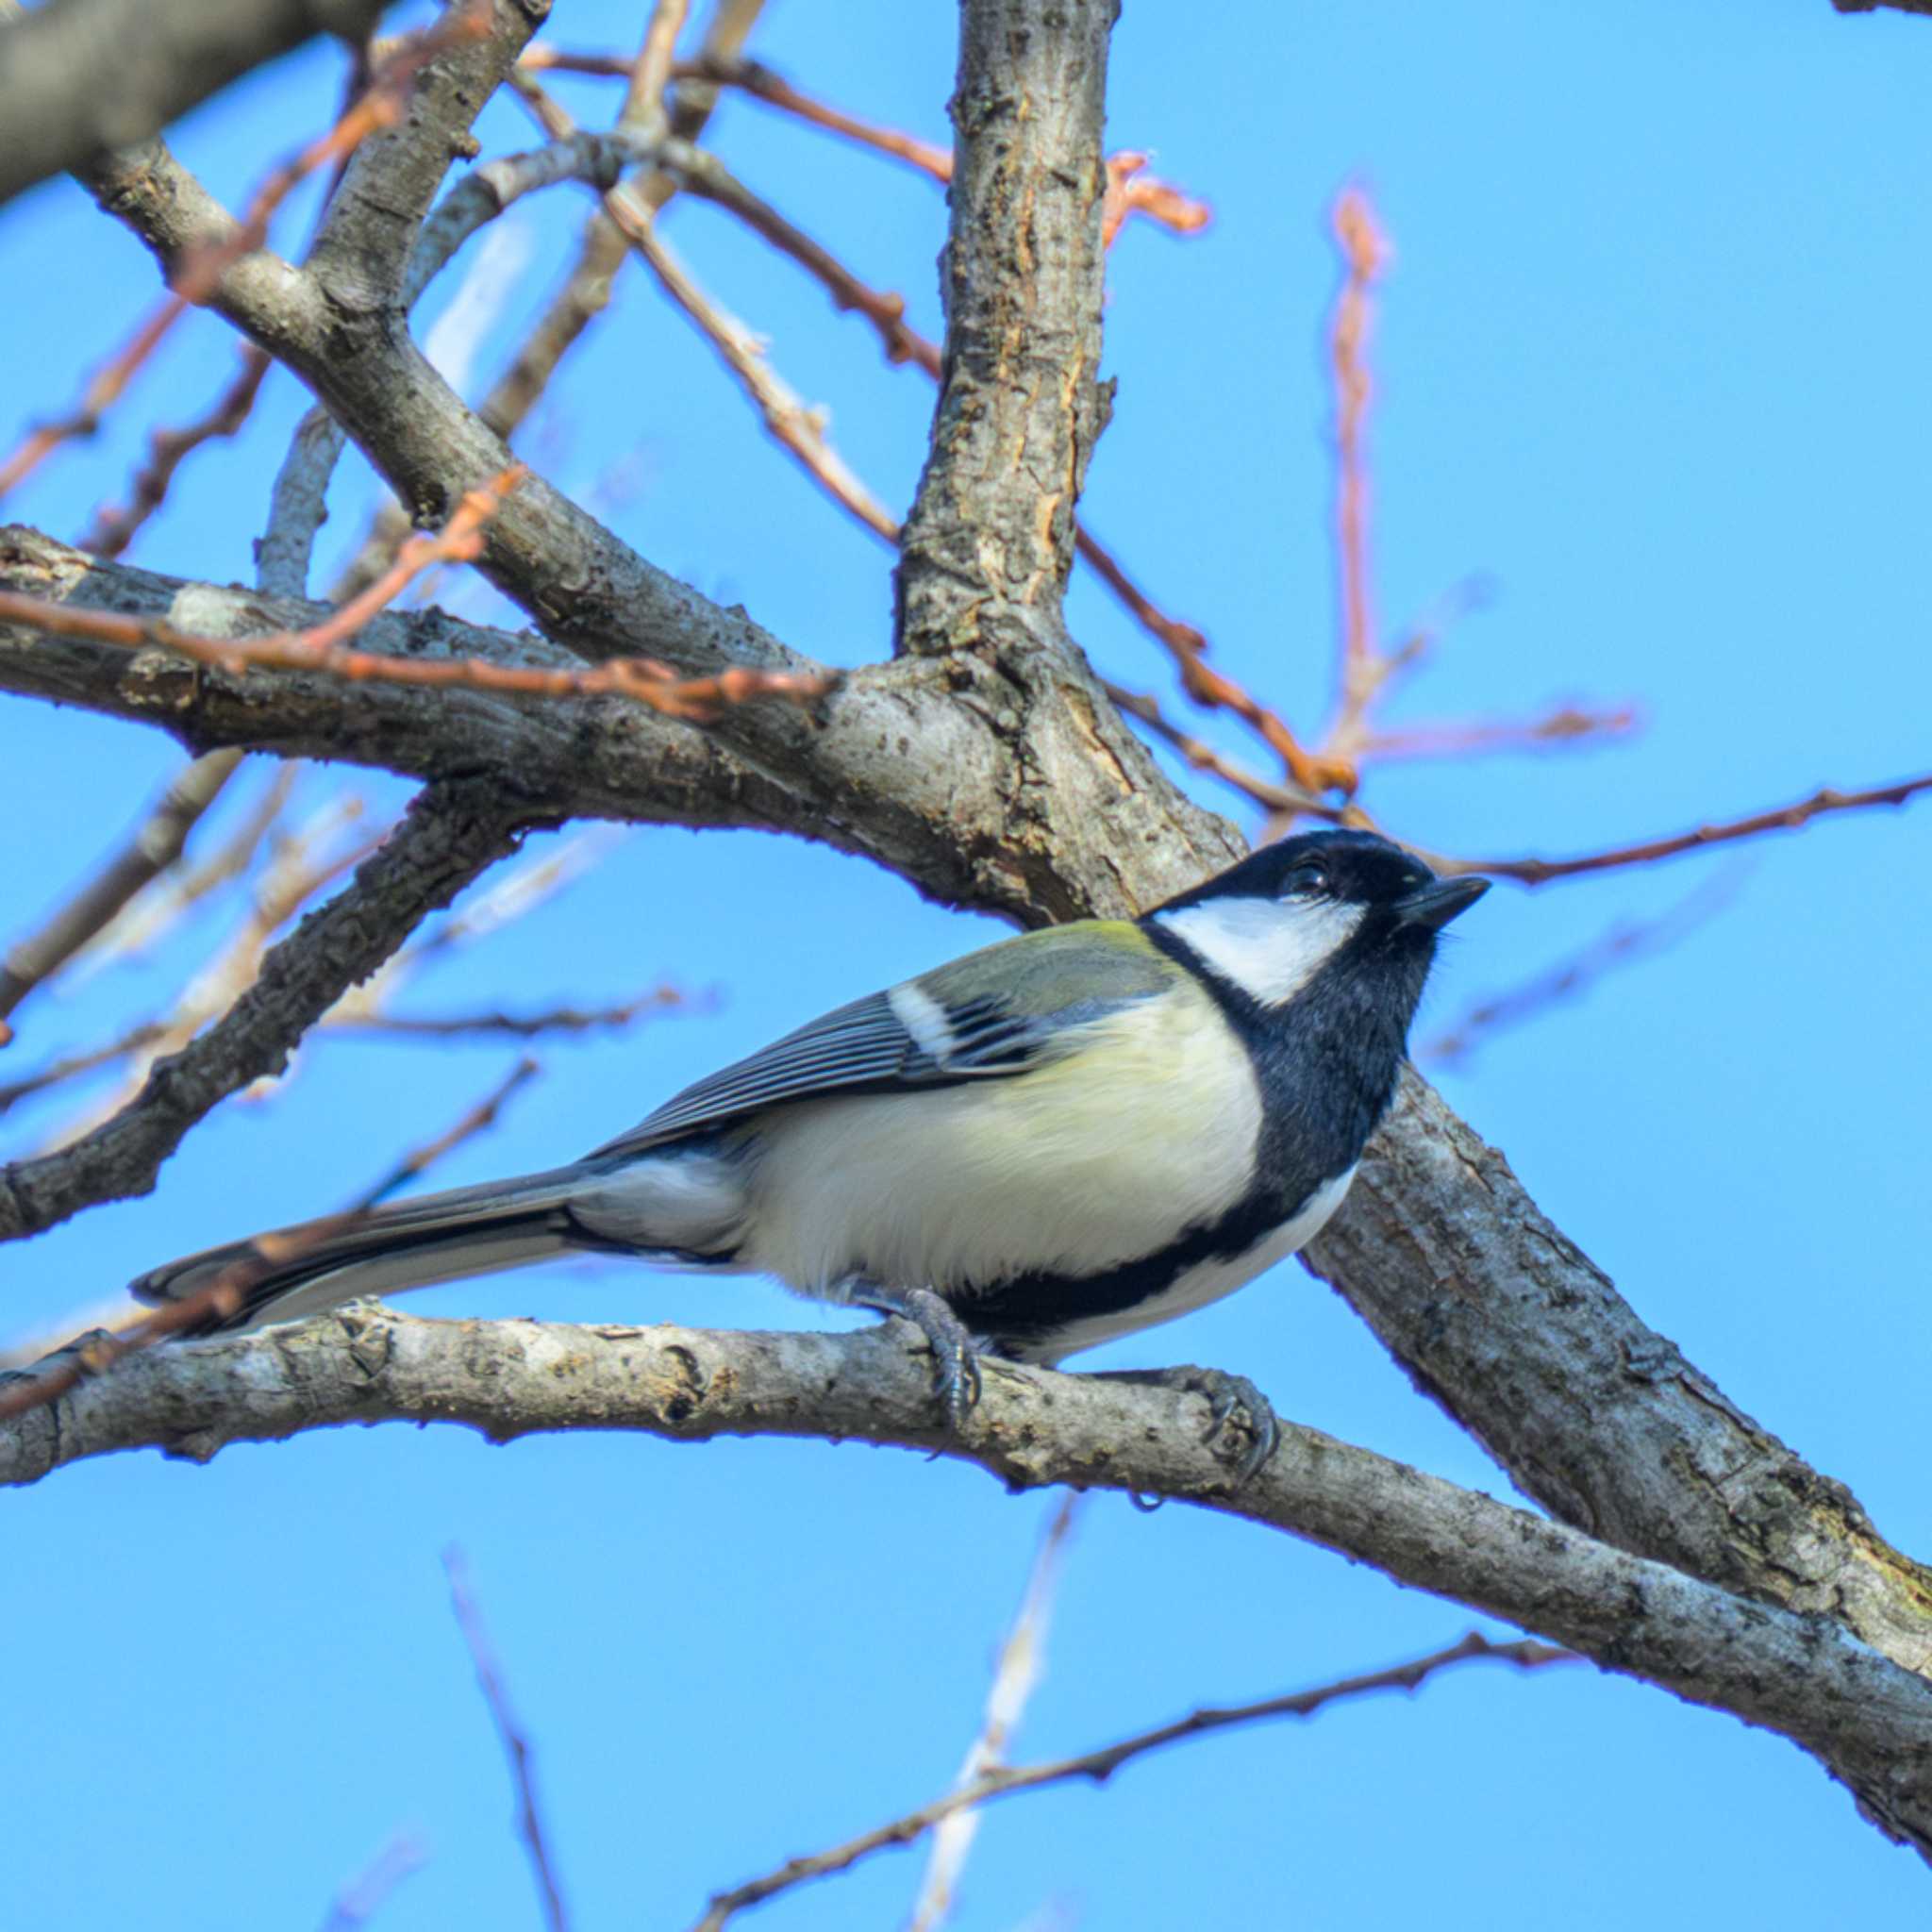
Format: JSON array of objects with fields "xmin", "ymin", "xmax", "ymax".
[
  {"xmin": 1102, "ymin": 680, "xmax": 1344, "ymax": 822},
  {"xmin": 907, "ymin": 1496, "xmax": 1082, "ymax": 1932},
  {"xmin": 79, "ymin": 346, "xmax": 272, "ymax": 558},
  {"xmin": 0, "ymin": 1023, "xmax": 166, "ymax": 1118},
  {"xmin": 0, "ymin": 749, "xmax": 246, "ymax": 1026},
  {"xmin": 170, "ymin": 3, "xmax": 494, "ymax": 304},
  {"xmin": 443, "ymin": 1547, "xmax": 570, "ymax": 1932},
  {"xmin": 1424, "ymin": 866, "xmax": 1747, "ymax": 1066},
  {"xmin": 609, "ymin": 198, "xmax": 900, "ymax": 541},
  {"xmin": 0, "ymin": 470, "xmax": 835, "ymax": 715},
  {"xmin": 336, "ymin": 983, "xmax": 696, "ymax": 1041},
  {"xmin": 344, "ymin": 1058, "xmax": 541, "ymax": 1212},
  {"xmin": 1429, "ymin": 770, "xmax": 1932, "ymax": 885},
  {"xmin": 1360, "ymin": 700, "xmax": 1640, "ymax": 763},
  {"xmin": 0, "ymin": 296, "xmax": 187, "ymax": 505},
  {"xmin": 316, "ymin": 1831, "xmax": 430, "ymax": 1932},
  {"xmin": 0, "ymin": 1215, "xmax": 360, "ymax": 1423},
  {"xmin": 1330, "ymin": 186, "xmax": 1386, "ymax": 707},
  {"xmin": 619, "ymin": 0, "xmax": 691, "ymax": 146},
  {"xmin": 1100, "ymin": 151, "xmax": 1210, "ymax": 248},
  {"xmin": 694, "ymin": 1632, "xmax": 1576, "ymax": 1929}
]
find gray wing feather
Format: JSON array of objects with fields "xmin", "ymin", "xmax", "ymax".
[
  {"xmin": 591, "ymin": 991, "xmax": 936, "ymax": 1158},
  {"xmin": 589, "ymin": 925, "xmax": 1169, "ymax": 1162}
]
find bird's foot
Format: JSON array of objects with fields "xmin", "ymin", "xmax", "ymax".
[
  {"xmin": 1085, "ymin": 1363, "xmax": 1280, "ymax": 1488},
  {"xmin": 852, "ymin": 1284, "xmax": 986, "ymax": 1436}
]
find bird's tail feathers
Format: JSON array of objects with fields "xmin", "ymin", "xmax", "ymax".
[{"xmin": 129, "ymin": 1164, "xmax": 600, "ymax": 1335}]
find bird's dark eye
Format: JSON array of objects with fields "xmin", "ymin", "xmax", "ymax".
[{"xmin": 1286, "ymin": 862, "xmax": 1330, "ymax": 897}]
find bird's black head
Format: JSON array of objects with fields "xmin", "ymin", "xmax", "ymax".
[{"xmin": 1145, "ymin": 829, "xmax": 1489, "ymax": 1014}]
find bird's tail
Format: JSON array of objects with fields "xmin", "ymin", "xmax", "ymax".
[{"xmin": 129, "ymin": 1164, "xmax": 604, "ymax": 1336}]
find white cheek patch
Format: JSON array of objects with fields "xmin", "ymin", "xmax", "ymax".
[{"xmin": 1156, "ymin": 896, "xmax": 1364, "ymax": 1007}]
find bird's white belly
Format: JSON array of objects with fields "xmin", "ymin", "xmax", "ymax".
[
  {"xmin": 1017, "ymin": 1164, "xmax": 1358, "ymax": 1365},
  {"xmin": 735, "ymin": 994, "xmax": 1267, "ymax": 1298}
]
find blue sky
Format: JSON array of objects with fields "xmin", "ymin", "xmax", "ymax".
[{"xmin": 4, "ymin": 1, "xmax": 1930, "ymax": 1926}]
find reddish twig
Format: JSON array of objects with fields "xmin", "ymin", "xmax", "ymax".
[
  {"xmin": 602, "ymin": 186, "xmax": 901, "ymax": 541},
  {"xmin": 1359, "ymin": 701, "xmax": 1641, "ymax": 764},
  {"xmin": 1428, "ymin": 770, "xmax": 1932, "ymax": 886},
  {"xmin": 0, "ymin": 295, "xmax": 187, "ymax": 505},
  {"xmin": 669, "ymin": 143, "xmax": 941, "ymax": 372},
  {"xmin": 1101, "ymin": 152, "xmax": 1211, "ymax": 248},
  {"xmin": 0, "ymin": 468, "xmax": 834, "ymax": 716},
  {"xmin": 443, "ymin": 1547, "xmax": 571, "ymax": 1932},
  {"xmin": 172, "ymin": 2, "xmax": 494, "ymax": 303},
  {"xmin": 1424, "ymin": 866, "xmax": 1748, "ymax": 1067},
  {"xmin": 79, "ymin": 347, "xmax": 273, "ymax": 558},
  {"xmin": 344, "ymin": 1058, "xmax": 541, "ymax": 1212},
  {"xmin": 1328, "ymin": 186, "xmax": 1388, "ymax": 751},
  {"xmin": 1103, "ymin": 680, "xmax": 1356, "ymax": 824},
  {"xmin": 691, "ymin": 1632, "xmax": 1576, "ymax": 1930},
  {"xmin": 0, "ymin": 1217, "xmax": 362, "ymax": 1424}
]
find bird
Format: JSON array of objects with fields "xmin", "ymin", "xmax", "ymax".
[{"xmin": 132, "ymin": 828, "xmax": 1488, "ymax": 1479}]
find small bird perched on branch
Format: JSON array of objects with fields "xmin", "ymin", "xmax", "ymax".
[{"xmin": 133, "ymin": 829, "xmax": 1487, "ymax": 1480}]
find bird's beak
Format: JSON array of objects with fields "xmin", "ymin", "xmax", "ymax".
[{"xmin": 1393, "ymin": 875, "xmax": 1491, "ymax": 930}]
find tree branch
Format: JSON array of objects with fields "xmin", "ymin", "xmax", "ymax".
[
  {"xmin": 5, "ymin": 1307, "xmax": 1931, "ymax": 1862},
  {"xmin": 0, "ymin": 782, "xmax": 524, "ymax": 1242},
  {"xmin": 898, "ymin": 0, "xmax": 1114, "ymax": 654},
  {"xmin": 0, "ymin": 0, "xmax": 389, "ymax": 210}
]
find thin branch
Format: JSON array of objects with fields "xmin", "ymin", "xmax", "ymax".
[
  {"xmin": 1429, "ymin": 770, "xmax": 1932, "ymax": 885},
  {"xmin": 443, "ymin": 1547, "xmax": 571, "ymax": 1932},
  {"xmin": 618, "ymin": 0, "xmax": 690, "ymax": 146},
  {"xmin": 906, "ymin": 1496, "xmax": 1082, "ymax": 1932},
  {"xmin": 668, "ymin": 142, "xmax": 940, "ymax": 372},
  {"xmin": 1359, "ymin": 700, "xmax": 1640, "ymax": 764},
  {"xmin": 1330, "ymin": 186, "xmax": 1386, "ymax": 694},
  {"xmin": 169, "ymin": 3, "xmax": 494, "ymax": 305},
  {"xmin": 1422, "ymin": 865, "xmax": 1747, "ymax": 1067},
  {"xmin": 343, "ymin": 1057, "xmax": 541, "ymax": 1212},
  {"xmin": 1101, "ymin": 679, "xmax": 1344, "ymax": 823},
  {"xmin": 1100, "ymin": 151, "xmax": 1211, "ymax": 247},
  {"xmin": 0, "ymin": 782, "xmax": 525, "ymax": 1242},
  {"xmin": 0, "ymin": 1214, "xmax": 361, "ymax": 1422},
  {"xmin": 0, "ymin": 295, "xmax": 186, "ymax": 505},
  {"xmin": 335, "ymin": 983, "xmax": 696, "ymax": 1041},
  {"xmin": 700, "ymin": 1630, "xmax": 1574, "ymax": 1930},
  {"xmin": 521, "ymin": 48, "xmax": 954, "ymax": 179},
  {"xmin": 600, "ymin": 173, "xmax": 900, "ymax": 541},
  {"xmin": 78, "ymin": 346, "xmax": 272, "ymax": 559},
  {"xmin": 0, "ymin": 748, "xmax": 246, "ymax": 1026},
  {"xmin": 0, "ymin": 472, "xmax": 836, "ymax": 715},
  {"xmin": 316, "ymin": 1831, "xmax": 430, "ymax": 1932}
]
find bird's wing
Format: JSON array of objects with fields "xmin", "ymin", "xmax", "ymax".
[{"xmin": 589, "ymin": 921, "xmax": 1173, "ymax": 1160}]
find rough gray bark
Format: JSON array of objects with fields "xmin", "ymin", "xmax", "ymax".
[
  {"xmin": 0, "ymin": 0, "xmax": 389, "ymax": 210},
  {"xmin": 5, "ymin": 1307, "xmax": 1932, "ymax": 1859}
]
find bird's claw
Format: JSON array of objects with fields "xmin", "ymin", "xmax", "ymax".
[
  {"xmin": 855, "ymin": 1284, "xmax": 986, "ymax": 1440},
  {"xmin": 1084, "ymin": 1363, "xmax": 1280, "ymax": 1489}
]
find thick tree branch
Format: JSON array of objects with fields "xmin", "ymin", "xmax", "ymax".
[
  {"xmin": 1303, "ymin": 1067, "xmax": 1932, "ymax": 1676},
  {"xmin": 0, "ymin": 783, "xmax": 523, "ymax": 1242},
  {"xmin": 306, "ymin": 0, "xmax": 543, "ymax": 306},
  {"xmin": 898, "ymin": 0, "xmax": 1115, "ymax": 651},
  {"xmin": 5, "ymin": 1308, "xmax": 1931, "ymax": 1862},
  {"xmin": 0, "ymin": 0, "xmax": 388, "ymax": 210}
]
